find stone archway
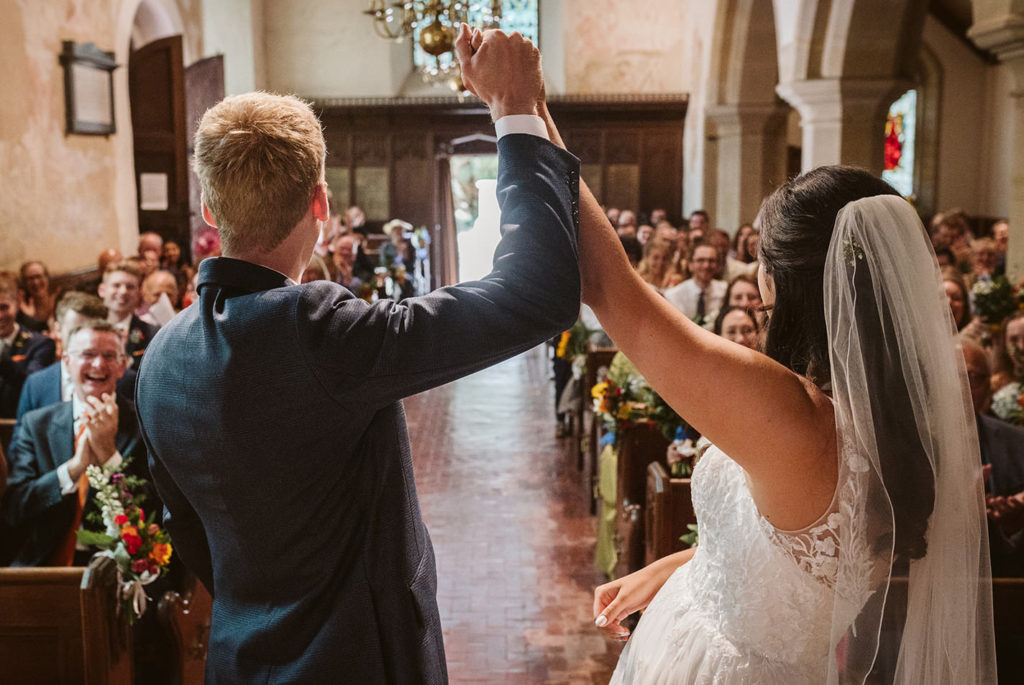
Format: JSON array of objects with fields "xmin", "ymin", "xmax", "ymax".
[
  {"xmin": 775, "ymin": 0, "xmax": 929, "ymax": 173},
  {"xmin": 702, "ymin": 0, "xmax": 789, "ymax": 231}
]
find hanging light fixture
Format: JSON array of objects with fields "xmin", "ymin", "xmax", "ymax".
[{"xmin": 364, "ymin": 1, "xmax": 502, "ymax": 91}]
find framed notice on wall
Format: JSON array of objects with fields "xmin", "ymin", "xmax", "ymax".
[{"xmin": 59, "ymin": 41, "xmax": 118, "ymax": 136}]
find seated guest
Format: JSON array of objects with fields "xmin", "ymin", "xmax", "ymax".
[
  {"xmin": 663, "ymin": 243, "xmax": 727, "ymax": 329},
  {"xmin": 993, "ymin": 219, "xmax": 1009, "ymax": 276},
  {"xmin": 636, "ymin": 224, "xmax": 654, "ymax": 247},
  {"xmin": 619, "ymin": 235, "xmax": 642, "ymax": 269},
  {"xmin": 331, "ymin": 234, "xmax": 365, "ymax": 295},
  {"xmin": 934, "ymin": 247, "xmax": 956, "ymax": 269},
  {"xmin": 606, "ymin": 207, "xmax": 621, "ymax": 227},
  {"xmin": 664, "ymin": 241, "xmax": 691, "ymax": 289},
  {"xmin": 724, "ymin": 274, "xmax": 763, "ymax": 311},
  {"xmin": 712, "ymin": 229, "xmax": 755, "ymax": 281},
  {"xmin": 688, "ymin": 209, "xmax": 710, "ymax": 233},
  {"xmin": 648, "ymin": 208, "xmax": 667, "ymax": 226},
  {"xmin": 139, "ymin": 269, "xmax": 181, "ymax": 324},
  {"xmin": 160, "ymin": 240, "xmax": 183, "ymax": 271},
  {"xmin": 942, "ymin": 267, "xmax": 987, "ymax": 344},
  {"xmin": 963, "ymin": 338, "xmax": 1024, "ymax": 576},
  {"xmin": 98, "ymin": 262, "xmax": 160, "ymax": 364},
  {"xmin": 0, "ymin": 273, "xmax": 56, "ymax": 419},
  {"xmin": 16, "ymin": 292, "xmax": 109, "ymax": 431},
  {"xmin": 344, "ymin": 204, "xmax": 367, "ymax": 236},
  {"xmin": 17, "ymin": 260, "xmax": 56, "ymax": 333},
  {"xmin": 636, "ymin": 238, "xmax": 674, "ymax": 291},
  {"xmin": 301, "ymin": 254, "xmax": 330, "ymax": 284},
  {"xmin": 3, "ymin": 320, "xmax": 158, "ymax": 567},
  {"xmin": 731, "ymin": 224, "xmax": 754, "ymax": 262},
  {"xmin": 713, "ymin": 306, "xmax": 759, "ymax": 351},
  {"xmin": 971, "ymin": 237, "xmax": 999, "ymax": 282},
  {"xmin": 655, "ymin": 221, "xmax": 679, "ymax": 244},
  {"xmin": 617, "ymin": 210, "xmax": 637, "ymax": 238},
  {"xmin": 992, "ymin": 310, "xmax": 1024, "ymax": 392},
  {"xmin": 380, "ymin": 219, "xmax": 415, "ymax": 268}
]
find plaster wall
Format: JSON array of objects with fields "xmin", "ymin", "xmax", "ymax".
[
  {"xmin": 980, "ymin": 62, "xmax": 1014, "ymax": 219},
  {"xmin": 202, "ymin": 0, "xmax": 256, "ymax": 94},
  {"xmin": 922, "ymin": 15, "xmax": 991, "ymax": 215},
  {"xmin": 0, "ymin": 0, "xmax": 127, "ymax": 273},
  {"xmin": 561, "ymin": 0, "xmax": 689, "ymax": 95},
  {"xmin": 682, "ymin": 0, "xmax": 719, "ymax": 217},
  {"xmin": 263, "ymin": 0, "xmax": 410, "ymax": 98}
]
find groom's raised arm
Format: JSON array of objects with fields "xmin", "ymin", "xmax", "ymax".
[{"xmin": 299, "ymin": 28, "xmax": 581, "ymax": 406}]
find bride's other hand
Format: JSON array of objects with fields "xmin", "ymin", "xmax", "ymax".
[{"xmin": 593, "ymin": 548, "xmax": 695, "ymax": 640}]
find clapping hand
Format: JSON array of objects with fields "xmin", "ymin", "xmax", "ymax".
[
  {"xmin": 84, "ymin": 393, "xmax": 119, "ymax": 464},
  {"xmin": 986, "ymin": 491, "xmax": 1024, "ymax": 536},
  {"xmin": 454, "ymin": 23, "xmax": 543, "ymax": 121}
]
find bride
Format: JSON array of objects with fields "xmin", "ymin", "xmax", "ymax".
[{"xmin": 555, "ymin": 131, "xmax": 995, "ymax": 679}]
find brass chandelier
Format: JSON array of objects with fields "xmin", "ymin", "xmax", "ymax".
[{"xmin": 364, "ymin": 1, "xmax": 503, "ymax": 90}]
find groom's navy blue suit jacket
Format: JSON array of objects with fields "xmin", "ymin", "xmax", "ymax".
[{"xmin": 135, "ymin": 134, "xmax": 580, "ymax": 684}]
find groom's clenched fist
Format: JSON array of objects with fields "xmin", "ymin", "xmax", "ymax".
[{"xmin": 455, "ymin": 23, "xmax": 542, "ymax": 121}]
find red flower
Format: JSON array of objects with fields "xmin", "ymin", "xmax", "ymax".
[
  {"xmin": 137, "ymin": 508, "xmax": 145, "ymax": 522},
  {"xmin": 114, "ymin": 514, "xmax": 129, "ymax": 526},
  {"xmin": 122, "ymin": 531, "xmax": 143, "ymax": 556},
  {"xmin": 131, "ymin": 559, "xmax": 149, "ymax": 573}
]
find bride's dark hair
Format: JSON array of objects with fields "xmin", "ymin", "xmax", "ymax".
[{"xmin": 758, "ymin": 165, "xmax": 933, "ymax": 561}]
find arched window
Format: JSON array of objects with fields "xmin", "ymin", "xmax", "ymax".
[{"xmin": 881, "ymin": 89, "xmax": 917, "ymax": 198}]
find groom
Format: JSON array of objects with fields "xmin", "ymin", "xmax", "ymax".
[{"xmin": 135, "ymin": 26, "xmax": 579, "ymax": 685}]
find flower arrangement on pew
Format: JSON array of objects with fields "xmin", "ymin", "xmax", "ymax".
[
  {"xmin": 76, "ymin": 461, "xmax": 173, "ymax": 623},
  {"xmin": 592, "ymin": 372, "xmax": 691, "ymax": 452},
  {"xmin": 972, "ymin": 276, "xmax": 1022, "ymax": 340}
]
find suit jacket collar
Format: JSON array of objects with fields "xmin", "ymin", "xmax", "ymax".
[
  {"xmin": 46, "ymin": 401, "xmax": 75, "ymax": 471},
  {"xmin": 198, "ymin": 257, "xmax": 294, "ymax": 296}
]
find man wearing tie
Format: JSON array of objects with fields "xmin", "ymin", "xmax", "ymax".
[
  {"xmin": 2, "ymin": 320, "xmax": 154, "ymax": 567},
  {"xmin": 663, "ymin": 242, "xmax": 728, "ymax": 328}
]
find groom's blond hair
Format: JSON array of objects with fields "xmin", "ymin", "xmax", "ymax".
[{"xmin": 193, "ymin": 92, "xmax": 326, "ymax": 255}]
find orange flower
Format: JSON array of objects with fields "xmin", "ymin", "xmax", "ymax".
[{"xmin": 149, "ymin": 542, "xmax": 172, "ymax": 566}]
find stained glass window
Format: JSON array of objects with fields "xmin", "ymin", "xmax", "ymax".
[
  {"xmin": 413, "ymin": 0, "xmax": 539, "ymax": 73},
  {"xmin": 881, "ymin": 89, "xmax": 917, "ymax": 198}
]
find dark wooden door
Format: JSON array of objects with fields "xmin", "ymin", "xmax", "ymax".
[
  {"xmin": 185, "ymin": 55, "xmax": 225, "ymax": 261},
  {"xmin": 130, "ymin": 35, "xmax": 188, "ymax": 255}
]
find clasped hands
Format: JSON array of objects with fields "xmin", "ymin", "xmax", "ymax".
[
  {"xmin": 454, "ymin": 23, "xmax": 543, "ymax": 121},
  {"xmin": 67, "ymin": 393, "xmax": 119, "ymax": 482}
]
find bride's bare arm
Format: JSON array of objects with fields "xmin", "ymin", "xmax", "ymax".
[
  {"xmin": 540, "ymin": 103, "xmax": 836, "ymax": 530},
  {"xmin": 593, "ymin": 548, "xmax": 695, "ymax": 639}
]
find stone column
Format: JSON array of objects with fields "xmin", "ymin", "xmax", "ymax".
[
  {"xmin": 969, "ymin": 13, "xmax": 1024, "ymax": 281},
  {"xmin": 776, "ymin": 78, "xmax": 910, "ymax": 175},
  {"xmin": 705, "ymin": 103, "xmax": 788, "ymax": 230}
]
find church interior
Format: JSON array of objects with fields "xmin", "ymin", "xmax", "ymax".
[{"xmin": 3, "ymin": 0, "xmax": 1024, "ymax": 682}]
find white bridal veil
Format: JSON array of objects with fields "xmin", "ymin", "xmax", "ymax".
[{"xmin": 824, "ymin": 195, "xmax": 996, "ymax": 684}]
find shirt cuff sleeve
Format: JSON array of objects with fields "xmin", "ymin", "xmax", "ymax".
[
  {"xmin": 105, "ymin": 451, "xmax": 123, "ymax": 471},
  {"xmin": 494, "ymin": 114, "xmax": 549, "ymax": 141},
  {"xmin": 57, "ymin": 462, "xmax": 76, "ymax": 495}
]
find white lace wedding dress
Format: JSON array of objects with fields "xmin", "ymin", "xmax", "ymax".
[{"xmin": 610, "ymin": 444, "xmax": 840, "ymax": 684}]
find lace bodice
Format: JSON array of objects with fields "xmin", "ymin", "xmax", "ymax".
[{"xmin": 652, "ymin": 444, "xmax": 838, "ymax": 674}]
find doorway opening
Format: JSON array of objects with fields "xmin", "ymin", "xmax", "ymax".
[{"xmin": 450, "ymin": 154, "xmax": 500, "ymax": 282}]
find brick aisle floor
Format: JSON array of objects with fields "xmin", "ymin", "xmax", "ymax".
[{"xmin": 405, "ymin": 345, "xmax": 622, "ymax": 684}]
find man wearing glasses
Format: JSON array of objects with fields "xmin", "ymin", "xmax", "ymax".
[{"xmin": 2, "ymin": 320, "xmax": 156, "ymax": 567}]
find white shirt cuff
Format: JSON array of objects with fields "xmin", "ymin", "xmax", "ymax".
[
  {"xmin": 57, "ymin": 462, "xmax": 76, "ymax": 494},
  {"xmin": 58, "ymin": 451, "xmax": 123, "ymax": 494},
  {"xmin": 494, "ymin": 114, "xmax": 549, "ymax": 142}
]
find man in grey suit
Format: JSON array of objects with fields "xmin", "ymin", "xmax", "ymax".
[{"xmin": 136, "ymin": 28, "xmax": 579, "ymax": 684}]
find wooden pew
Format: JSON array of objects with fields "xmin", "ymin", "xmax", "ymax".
[
  {"xmin": 644, "ymin": 461, "xmax": 697, "ymax": 566},
  {"xmin": 579, "ymin": 346, "xmax": 617, "ymax": 515},
  {"xmin": 0, "ymin": 555, "xmax": 132, "ymax": 684},
  {"xmin": 158, "ymin": 574, "xmax": 213, "ymax": 683},
  {"xmin": 612, "ymin": 422, "xmax": 668, "ymax": 578}
]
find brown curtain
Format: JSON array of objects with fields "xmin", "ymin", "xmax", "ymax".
[{"xmin": 433, "ymin": 155, "xmax": 459, "ymax": 288}]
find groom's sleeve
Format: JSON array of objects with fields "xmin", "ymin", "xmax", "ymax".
[{"xmin": 300, "ymin": 133, "xmax": 581, "ymax": 407}]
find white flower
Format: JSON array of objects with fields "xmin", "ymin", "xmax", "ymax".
[{"xmin": 992, "ymin": 382, "xmax": 1024, "ymax": 425}]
